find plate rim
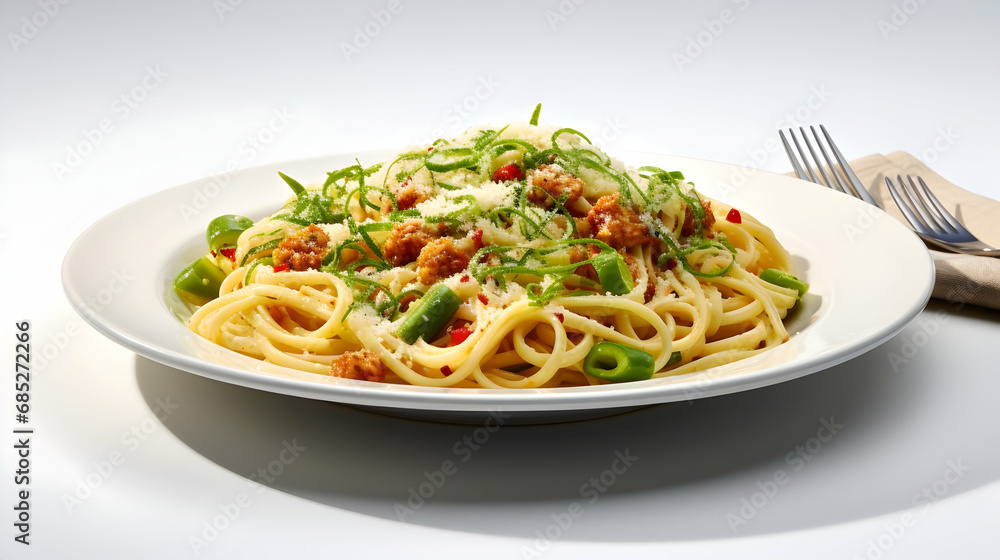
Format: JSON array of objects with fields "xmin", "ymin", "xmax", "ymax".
[{"xmin": 62, "ymin": 151, "xmax": 934, "ymax": 412}]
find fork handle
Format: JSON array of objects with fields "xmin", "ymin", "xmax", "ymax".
[{"xmin": 919, "ymin": 235, "xmax": 1000, "ymax": 257}]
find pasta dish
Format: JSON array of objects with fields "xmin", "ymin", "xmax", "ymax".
[{"xmin": 174, "ymin": 107, "xmax": 808, "ymax": 389}]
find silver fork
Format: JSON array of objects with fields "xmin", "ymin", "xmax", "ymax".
[
  {"xmin": 780, "ymin": 125, "xmax": 999, "ymax": 256},
  {"xmin": 779, "ymin": 124, "xmax": 879, "ymax": 206},
  {"xmin": 885, "ymin": 175, "xmax": 999, "ymax": 256}
]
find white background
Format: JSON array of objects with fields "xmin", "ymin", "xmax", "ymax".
[{"xmin": 2, "ymin": 1, "xmax": 999, "ymax": 558}]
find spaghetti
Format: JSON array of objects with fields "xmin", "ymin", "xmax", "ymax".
[{"xmin": 179, "ymin": 110, "xmax": 806, "ymax": 388}]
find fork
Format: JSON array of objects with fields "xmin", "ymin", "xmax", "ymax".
[
  {"xmin": 885, "ymin": 175, "xmax": 999, "ymax": 256},
  {"xmin": 779, "ymin": 124, "xmax": 878, "ymax": 206},
  {"xmin": 780, "ymin": 125, "xmax": 999, "ymax": 256}
]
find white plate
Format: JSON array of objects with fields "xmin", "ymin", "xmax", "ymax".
[{"xmin": 62, "ymin": 151, "xmax": 934, "ymax": 423}]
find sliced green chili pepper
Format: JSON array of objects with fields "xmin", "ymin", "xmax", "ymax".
[
  {"xmin": 244, "ymin": 257, "xmax": 273, "ymax": 285},
  {"xmin": 395, "ymin": 284, "xmax": 462, "ymax": 344},
  {"xmin": 590, "ymin": 252, "xmax": 634, "ymax": 295},
  {"xmin": 583, "ymin": 342, "xmax": 655, "ymax": 383},
  {"xmin": 273, "ymin": 171, "xmax": 346, "ymax": 226},
  {"xmin": 173, "ymin": 256, "xmax": 227, "ymax": 305},
  {"xmin": 240, "ymin": 238, "xmax": 281, "ymax": 266},
  {"xmin": 278, "ymin": 171, "xmax": 306, "ymax": 196},
  {"xmin": 529, "ymin": 103, "xmax": 542, "ymax": 126},
  {"xmin": 425, "ymin": 147, "xmax": 477, "ymax": 172},
  {"xmin": 666, "ymin": 351, "xmax": 682, "ymax": 366},
  {"xmin": 206, "ymin": 214, "xmax": 254, "ymax": 252},
  {"xmin": 759, "ymin": 269, "xmax": 809, "ymax": 298}
]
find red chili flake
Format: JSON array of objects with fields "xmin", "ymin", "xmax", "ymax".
[
  {"xmin": 210, "ymin": 250, "xmax": 217, "ymax": 258},
  {"xmin": 441, "ymin": 365, "xmax": 453, "ymax": 376},
  {"xmin": 726, "ymin": 208, "xmax": 742, "ymax": 224},
  {"xmin": 428, "ymin": 146, "xmax": 435, "ymax": 152},
  {"xmin": 273, "ymin": 264, "xmax": 290, "ymax": 272},
  {"xmin": 469, "ymin": 228, "xmax": 485, "ymax": 249},
  {"xmin": 665, "ymin": 257, "xmax": 678, "ymax": 270},
  {"xmin": 492, "ymin": 163, "xmax": 524, "ymax": 183},
  {"xmin": 449, "ymin": 326, "xmax": 473, "ymax": 346},
  {"xmin": 477, "ymin": 293, "xmax": 489, "ymax": 305},
  {"xmin": 220, "ymin": 247, "xmax": 237, "ymax": 262},
  {"xmin": 555, "ymin": 312, "xmax": 564, "ymax": 323},
  {"xmin": 460, "ymin": 274, "xmax": 471, "ymax": 283}
]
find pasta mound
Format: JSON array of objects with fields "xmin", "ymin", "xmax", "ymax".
[{"xmin": 182, "ymin": 113, "xmax": 804, "ymax": 389}]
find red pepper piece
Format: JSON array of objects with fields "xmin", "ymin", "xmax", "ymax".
[
  {"xmin": 492, "ymin": 163, "xmax": 523, "ymax": 183},
  {"xmin": 449, "ymin": 326, "xmax": 474, "ymax": 346},
  {"xmin": 726, "ymin": 208, "xmax": 742, "ymax": 224},
  {"xmin": 469, "ymin": 228, "xmax": 484, "ymax": 250}
]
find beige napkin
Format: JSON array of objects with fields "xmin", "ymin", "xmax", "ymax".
[{"xmin": 842, "ymin": 152, "xmax": 1000, "ymax": 311}]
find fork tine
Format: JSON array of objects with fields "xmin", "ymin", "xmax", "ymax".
[
  {"xmin": 885, "ymin": 176, "xmax": 931, "ymax": 235},
  {"xmin": 914, "ymin": 176, "xmax": 972, "ymax": 235},
  {"xmin": 787, "ymin": 129, "xmax": 822, "ymax": 184},
  {"xmin": 798, "ymin": 126, "xmax": 842, "ymax": 192},
  {"xmin": 779, "ymin": 130, "xmax": 809, "ymax": 182},
  {"xmin": 819, "ymin": 125, "xmax": 880, "ymax": 206},
  {"xmin": 899, "ymin": 175, "xmax": 944, "ymax": 233},
  {"xmin": 808, "ymin": 126, "xmax": 856, "ymax": 196}
]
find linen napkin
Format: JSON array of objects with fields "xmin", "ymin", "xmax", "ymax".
[{"xmin": 836, "ymin": 152, "xmax": 1000, "ymax": 311}]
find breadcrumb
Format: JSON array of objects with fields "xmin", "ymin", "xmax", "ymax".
[
  {"xmin": 586, "ymin": 193, "xmax": 651, "ymax": 249},
  {"xmin": 330, "ymin": 349, "xmax": 386, "ymax": 382},
  {"xmin": 527, "ymin": 165, "xmax": 584, "ymax": 208},
  {"xmin": 383, "ymin": 220, "xmax": 444, "ymax": 267},
  {"xmin": 417, "ymin": 237, "xmax": 471, "ymax": 285},
  {"xmin": 273, "ymin": 224, "xmax": 330, "ymax": 271}
]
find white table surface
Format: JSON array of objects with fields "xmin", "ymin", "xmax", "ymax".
[{"xmin": 2, "ymin": 1, "xmax": 999, "ymax": 558}]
